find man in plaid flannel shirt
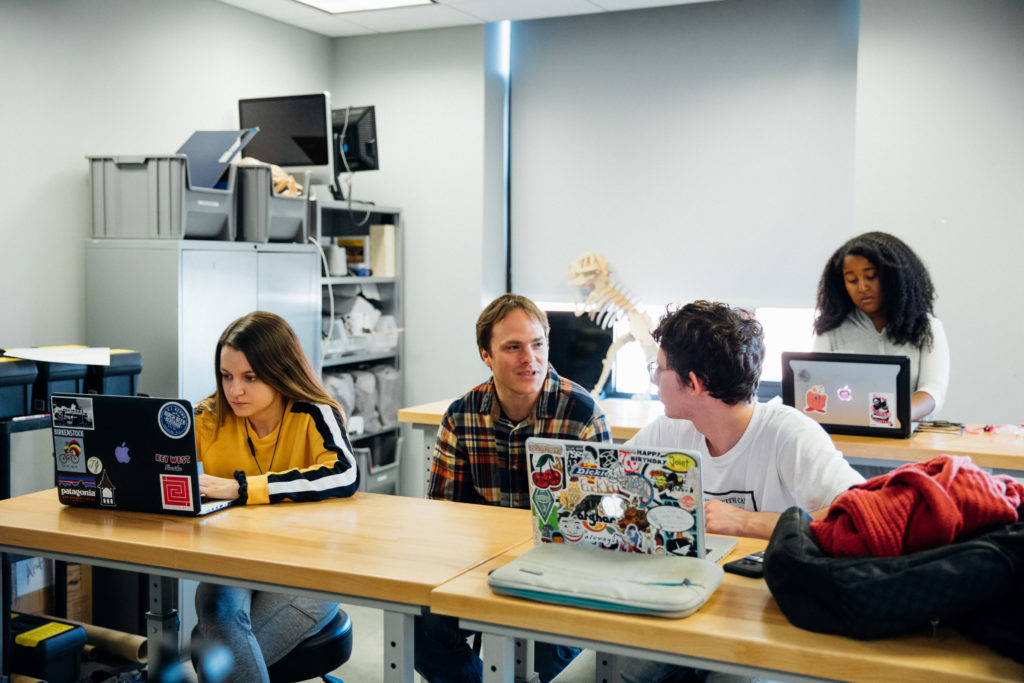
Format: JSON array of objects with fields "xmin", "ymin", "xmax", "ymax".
[{"xmin": 415, "ymin": 293, "xmax": 611, "ymax": 683}]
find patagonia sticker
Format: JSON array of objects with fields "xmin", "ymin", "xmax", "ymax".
[{"xmin": 58, "ymin": 474, "xmax": 97, "ymax": 503}]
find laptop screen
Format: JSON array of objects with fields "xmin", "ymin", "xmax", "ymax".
[{"xmin": 780, "ymin": 351, "xmax": 911, "ymax": 438}]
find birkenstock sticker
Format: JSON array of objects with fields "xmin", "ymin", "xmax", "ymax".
[
  {"xmin": 805, "ymin": 385, "xmax": 827, "ymax": 413},
  {"xmin": 837, "ymin": 385, "xmax": 852, "ymax": 401},
  {"xmin": 160, "ymin": 474, "xmax": 194, "ymax": 511},
  {"xmin": 157, "ymin": 401, "xmax": 191, "ymax": 439},
  {"xmin": 98, "ymin": 471, "xmax": 117, "ymax": 507},
  {"xmin": 51, "ymin": 395, "xmax": 95, "ymax": 429},
  {"xmin": 58, "ymin": 474, "xmax": 97, "ymax": 502},
  {"xmin": 55, "ymin": 437, "xmax": 86, "ymax": 473},
  {"xmin": 869, "ymin": 392, "xmax": 895, "ymax": 427}
]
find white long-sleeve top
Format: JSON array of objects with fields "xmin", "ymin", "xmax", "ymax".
[{"xmin": 812, "ymin": 309, "xmax": 950, "ymax": 414}]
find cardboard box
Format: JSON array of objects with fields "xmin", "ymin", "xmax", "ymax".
[{"xmin": 369, "ymin": 224, "xmax": 396, "ymax": 277}]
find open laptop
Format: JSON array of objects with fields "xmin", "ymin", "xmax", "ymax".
[
  {"xmin": 780, "ymin": 351, "xmax": 913, "ymax": 438},
  {"xmin": 525, "ymin": 437, "xmax": 737, "ymax": 563},
  {"xmin": 50, "ymin": 393, "xmax": 233, "ymax": 516}
]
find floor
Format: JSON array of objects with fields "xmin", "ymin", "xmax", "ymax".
[{"xmin": 321, "ymin": 602, "xmax": 596, "ymax": 682}]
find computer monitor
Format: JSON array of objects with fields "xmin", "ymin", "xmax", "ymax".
[
  {"xmin": 544, "ymin": 309, "xmax": 614, "ymax": 395},
  {"xmin": 238, "ymin": 92, "xmax": 335, "ymax": 191},
  {"xmin": 332, "ymin": 106, "xmax": 378, "ymax": 174}
]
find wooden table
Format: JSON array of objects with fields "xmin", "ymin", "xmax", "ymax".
[
  {"xmin": 430, "ymin": 538, "xmax": 1024, "ymax": 683},
  {"xmin": 400, "ymin": 398, "xmax": 1024, "ymax": 475},
  {"xmin": 0, "ymin": 489, "xmax": 531, "ymax": 682}
]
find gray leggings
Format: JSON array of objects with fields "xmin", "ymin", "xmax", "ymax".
[{"xmin": 193, "ymin": 582, "xmax": 339, "ymax": 683}]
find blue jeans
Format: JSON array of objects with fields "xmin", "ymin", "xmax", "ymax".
[
  {"xmin": 414, "ymin": 611, "xmax": 579, "ymax": 683},
  {"xmin": 193, "ymin": 583, "xmax": 339, "ymax": 683}
]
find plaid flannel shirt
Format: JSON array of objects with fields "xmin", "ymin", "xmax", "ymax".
[{"xmin": 427, "ymin": 366, "xmax": 611, "ymax": 508}]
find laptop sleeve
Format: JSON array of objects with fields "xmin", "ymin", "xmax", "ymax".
[{"xmin": 487, "ymin": 544, "xmax": 723, "ymax": 618}]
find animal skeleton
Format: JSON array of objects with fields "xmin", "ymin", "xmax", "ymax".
[{"xmin": 567, "ymin": 252, "xmax": 659, "ymax": 397}]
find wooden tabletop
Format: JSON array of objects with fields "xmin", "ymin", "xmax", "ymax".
[
  {"xmin": 400, "ymin": 398, "xmax": 1024, "ymax": 472},
  {"xmin": 398, "ymin": 397, "xmax": 666, "ymax": 442},
  {"xmin": 430, "ymin": 538, "xmax": 1024, "ymax": 683},
  {"xmin": 0, "ymin": 489, "xmax": 532, "ymax": 607}
]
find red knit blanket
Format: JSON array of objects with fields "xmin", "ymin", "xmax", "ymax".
[{"xmin": 810, "ymin": 454, "xmax": 1024, "ymax": 557}]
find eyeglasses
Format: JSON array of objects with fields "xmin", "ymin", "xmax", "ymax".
[{"xmin": 648, "ymin": 361, "xmax": 665, "ymax": 384}]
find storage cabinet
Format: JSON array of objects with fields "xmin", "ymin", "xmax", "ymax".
[
  {"xmin": 85, "ymin": 240, "xmax": 320, "ymax": 404},
  {"xmin": 314, "ymin": 200, "xmax": 404, "ymax": 495}
]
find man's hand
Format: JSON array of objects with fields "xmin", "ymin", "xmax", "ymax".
[
  {"xmin": 198, "ymin": 474, "xmax": 240, "ymax": 501},
  {"xmin": 705, "ymin": 499, "xmax": 780, "ymax": 539}
]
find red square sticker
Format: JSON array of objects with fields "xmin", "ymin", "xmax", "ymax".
[{"xmin": 160, "ymin": 474, "xmax": 194, "ymax": 511}]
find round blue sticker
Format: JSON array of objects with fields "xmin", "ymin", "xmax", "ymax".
[{"xmin": 158, "ymin": 401, "xmax": 192, "ymax": 439}]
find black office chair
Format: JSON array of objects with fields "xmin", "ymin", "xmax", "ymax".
[{"xmin": 191, "ymin": 608, "xmax": 352, "ymax": 683}]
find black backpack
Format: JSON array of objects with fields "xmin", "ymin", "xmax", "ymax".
[{"xmin": 763, "ymin": 506, "xmax": 1024, "ymax": 664}]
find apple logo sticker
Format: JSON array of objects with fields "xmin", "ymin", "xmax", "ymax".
[{"xmin": 115, "ymin": 441, "xmax": 131, "ymax": 463}]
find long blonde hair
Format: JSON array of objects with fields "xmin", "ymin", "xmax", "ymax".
[{"xmin": 197, "ymin": 311, "xmax": 341, "ymax": 424}]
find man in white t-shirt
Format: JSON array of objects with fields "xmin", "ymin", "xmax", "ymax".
[{"xmin": 630, "ymin": 300, "xmax": 864, "ymax": 539}]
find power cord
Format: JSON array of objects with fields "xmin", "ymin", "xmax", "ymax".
[
  {"xmin": 310, "ymin": 236, "xmax": 336, "ymax": 347},
  {"xmin": 333, "ymin": 106, "xmax": 372, "ymax": 227}
]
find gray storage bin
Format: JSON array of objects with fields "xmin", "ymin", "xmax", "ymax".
[
  {"xmin": 88, "ymin": 155, "xmax": 235, "ymax": 239},
  {"xmin": 354, "ymin": 442, "xmax": 401, "ymax": 495},
  {"xmin": 236, "ymin": 164, "xmax": 310, "ymax": 243}
]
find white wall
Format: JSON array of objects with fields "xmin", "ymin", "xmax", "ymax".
[
  {"xmin": 854, "ymin": 0, "xmax": 1024, "ymax": 423},
  {"xmin": 509, "ymin": 0, "xmax": 859, "ymax": 310},
  {"xmin": 1, "ymin": 0, "xmax": 334, "ymax": 489},
  {"xmin": 328, "ymin": 25, "xmax": 507, "ymax": 495}
]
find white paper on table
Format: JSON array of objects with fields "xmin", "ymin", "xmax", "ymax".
[{"xmin": 2, "ymin": 346, "xmax": 111, "ymax": 366}]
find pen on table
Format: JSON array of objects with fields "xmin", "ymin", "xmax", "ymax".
[{"xmin": 9, "ymin": 413, "xmax": 51, "ymax": 422}]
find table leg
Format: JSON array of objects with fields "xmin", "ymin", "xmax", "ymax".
[
  {"xmin": 382, "ymin": 610, "xmax": 415, "ymax": 682},
  {"xmin": 595, "ymin": 651, "xmax": 622, "ymax": 682},
  {"xmin": 145, "ymin": 574, "xmax": 180, "ymax": 679},
  {"xmin": 1, "ymin": 551, "xmax": 10, "ymax": 683},
  {"xmin": 481, "ymin": 632, "xmax": 515, "ymax": 683}
]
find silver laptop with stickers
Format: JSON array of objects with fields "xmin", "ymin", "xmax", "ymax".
[
  {"xmin": 781, "ymin": 351, "xmax": 913, "ymax": 438},
  {"xmin": 525, "ymin": 437, "xmax": 737, "ymax": 563}
]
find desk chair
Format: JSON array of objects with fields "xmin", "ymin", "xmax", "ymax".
[{"xmin": 192, "ymin": 608, "xmax": 352, "ymax": 683}]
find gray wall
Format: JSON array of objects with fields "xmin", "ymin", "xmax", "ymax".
[{"xmin": 853, "ymin": 0, "xmax": 1024, "ymax": 423}]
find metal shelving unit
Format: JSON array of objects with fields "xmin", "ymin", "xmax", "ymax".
[{"xmin": 315, "ymin": 200, "xmax": 404, "ymax": 495}]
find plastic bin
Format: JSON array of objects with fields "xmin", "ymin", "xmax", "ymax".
[
  {"xmin": 84, "ymin": 348, "xmax": 143, "ymax": 396},
  {"xmin": 31, "ymin": 346, "xmax": 88, "ymax": 413},
  {"xmin": 236, "ymin": 163, "xmax": 310, "ymax": 243},
  {"xmin": 10, "ymin": 611, "xmax": 88, "ymax": 682},
  {"xmin": 88, "ymin": 155, "xmax": 236, "ymax": 239},
  {"xmin": 355, "ymin": 444, "xmax": 400, "ymax": 495},
  {"xmin": 0, "ymin": 357, "xmax": 37, "ymax": 419}
]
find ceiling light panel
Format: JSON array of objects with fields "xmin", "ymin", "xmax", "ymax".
[{"xmin": 294, "ymin": 0, "xmax": 434, "ymax": 14}]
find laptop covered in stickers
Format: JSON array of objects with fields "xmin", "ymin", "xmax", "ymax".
[
  {"xmin": 780, "ymin": 351, "xmax": 912, "ymax": 438},
  {"xmin": 524, "ymin": 437, "xmax": 737, "ymax": 563},
  {"xmin": 50, "ymin": 393, "xmax": 233, "ymax": 516}
]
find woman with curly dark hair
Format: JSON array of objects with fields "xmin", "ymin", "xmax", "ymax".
[{"xmin": 812, "ymin": 231, "xmax": 949, "ymax": 421}]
